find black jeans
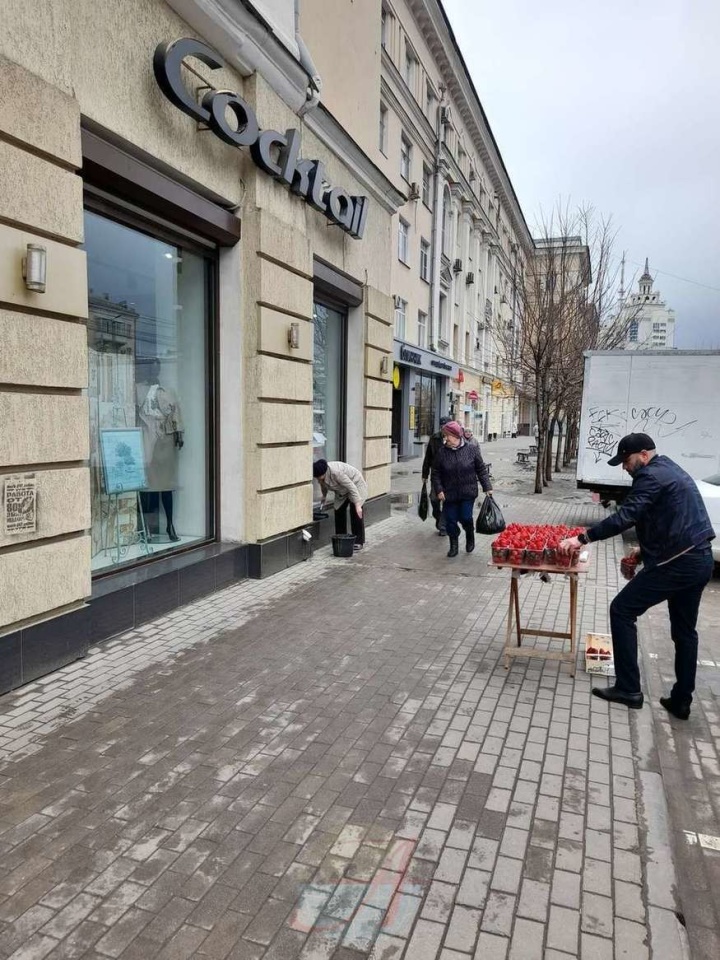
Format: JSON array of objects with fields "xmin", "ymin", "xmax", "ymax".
[
  {"xmin": 610, "ymin": 545, "xmax": 714, "ymax": 703},
  {"xmin": 335, "ymin": 499, "xmax": 365, "ymax": 546}
]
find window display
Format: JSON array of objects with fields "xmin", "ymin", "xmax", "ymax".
[{"xmin": 84, "ymin": 209, "xmax": 214, "ymax": 572}]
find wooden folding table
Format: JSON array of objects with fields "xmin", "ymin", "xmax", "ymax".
[{"xmin": 494, "ymin": 554, "xmax": 590, "ymax": 676}]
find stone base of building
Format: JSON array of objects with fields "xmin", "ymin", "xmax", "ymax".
[{"xmin": 0, "ymin": 495, "xmax": 391, "ymax": 696}]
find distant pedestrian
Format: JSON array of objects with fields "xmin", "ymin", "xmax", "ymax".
[
  {"xmin": 431, "ymin": 421, "xmax": 493, "ymax": 558},
  {"xmin": 559, "ymin": 433, "xmax": 715, "ymax": 718},
  {"xmin": 533, "ymin": 423, "xmax": 539, "ymax": 440},
  {"xmin": 422, "ymin": 415, "xmax": 452, "ymax": 536},
  {"xmin": 464, "ymin": 428, "xmax": 479, "ymax": 447},
  {"xmin": 313, "ymin": 459, "xmax": 368, "ymax": 551}
]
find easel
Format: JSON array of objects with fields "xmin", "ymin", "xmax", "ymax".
[
  {"xmin": 106, "ymin": 491, "xmax": 154, "ymax": 565},
  {"xmin": 494, "ymin": 554, "xmax": 590, "ymax": 677}
]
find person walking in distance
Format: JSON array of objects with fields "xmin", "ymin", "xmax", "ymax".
[
  {"xmin": 559, "ymin": 433, "xmax": 715, "ymax": 717},
  {"xmin": 431, "ymin": 420, "xmax": 493, "ymax": 558},
  {"xmin": 313, "ymin": 459, "xmax": 368, "ymax": 551},
  {"xmin": 422, "ymin": 415, "xmax": 451, "ymax": 536}
]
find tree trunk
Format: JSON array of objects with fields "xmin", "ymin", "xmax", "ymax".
[
  {"xmin": 555, "ymin": 419, "xmax": 564, "ymax": 472},
  {"xmin": 534, "ymin": 401, "xmax": 544, "ymax": 493},
  {"xmin": 545, "ymin": 418, "xmax": 555, "ymax": 483}
]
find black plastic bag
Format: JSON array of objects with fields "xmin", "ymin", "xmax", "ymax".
[
  {"xmin": 418, "ymin": 482, "xmax": 429, "ymax": 521},
  {"xmin": 476, "ymin": 495, "xmax": 505, "ymax": 534}
]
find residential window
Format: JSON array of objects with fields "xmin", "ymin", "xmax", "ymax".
[
  {"xmin": 420, "ymin": 238, "xmax": 430, "ymax": 281},
  {"xmin": 422, "ymin": 164, "xmax": 432, "ymax": 207},
  {"xmin": 381, "ymin": 6, "xmax": 390, "ymax": 50},
  {"xmin": 404, "ymin": 44, "xmax": 417, "ymax": 92},
  {"xmin": 379, "ymin": 103, "xmax": 388, "ymax": 154},
  {"xmin": 394, "ymin": 297, "xmax": 407, "ymax": 339},
  {"xmin": 417, "ymin": 310, "xmax": 427, "ymax": 349},
  {"xmin": 653, "ymin": 322, "xmax": 665, "ymax": 331},
  {"xmin": 426, "ymin": 83, "xmax": 436, "ymax": 121},
  {"xmin": 629, "ymin": 320, "xmax": 639, "ymax": 342},
  {"xmin": 398, "ymin": 218, "xmax": 410, "ymax": 264},
  {"xmin": 400, "ymin": 133, "xmax": 412, "ymax": 181}
]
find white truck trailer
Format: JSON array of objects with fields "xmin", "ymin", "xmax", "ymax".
[{"xmin": 577, "ymin": 350, "xmax": 720, "ymax": 502}]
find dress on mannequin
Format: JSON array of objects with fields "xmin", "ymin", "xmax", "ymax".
[{"xmin": 137, "ymin": 374, "xmax": 184, "ymax": 542}]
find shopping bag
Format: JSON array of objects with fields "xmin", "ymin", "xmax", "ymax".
[
  {"xmin": 418, "ymin": 482, "xmax": 429, "ymax": 521},
  {"xmin": 476, "ymin": 495, "xmax": 505, "ymax": 534}
]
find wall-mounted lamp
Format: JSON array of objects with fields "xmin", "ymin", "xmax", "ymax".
[
  {"xmin": 380, "ymin": 355, "xmax": 390, "ymax": 377},
  {"xmin": 22, "ymin": 243, "xmax": 47, "ymax": 293},
  {"xmin": 288, "ymin": 321, "xmax": 300, "ymax": 349}
]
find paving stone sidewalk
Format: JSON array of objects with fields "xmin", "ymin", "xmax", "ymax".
[{"xmin": 0, "ymin": 492, "xmax": 695, "ymax": 960}]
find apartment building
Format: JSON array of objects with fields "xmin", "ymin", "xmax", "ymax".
[{"xmin": 379, "ymin": 0, "xmax": 534, "ymax": 454}]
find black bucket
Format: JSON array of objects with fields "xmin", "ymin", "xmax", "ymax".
[{"xmin": 331, "ymin": 534, "xmax": 356, "ymax": 557}]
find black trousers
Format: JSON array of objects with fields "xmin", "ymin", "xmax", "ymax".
[
  {"xmin": 610, "ymin": 545, "xmax": 714, "ymax": 703},
  {"xmin": 335, "ymin": 499, "xmax": 365, "ymax": 546}
]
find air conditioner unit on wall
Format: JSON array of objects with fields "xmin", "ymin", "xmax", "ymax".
[
  {"xmin": 408, "ymin": 182, "xmax": 421, "ymax": 201},
  {"xmin": 453, "ymin": 258, "xmax": 462, "ymax": 274},
  {"xmin": 466, "ymin": 272, "xmax": 475, "ymax": 285}
]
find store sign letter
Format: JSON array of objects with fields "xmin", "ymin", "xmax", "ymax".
[{"xmin": 154, "ymin": 38, "xmax": 369, "ymax": 240}]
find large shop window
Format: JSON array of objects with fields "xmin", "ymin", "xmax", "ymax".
[
  {"xmin": 415, "ymin": 373, "xmax": 438, "ymax": 440},
  {"xmin": 84, "ymin": 208, "xmax": 215, "ymax": 573},
  {"xmin": 312, "ymin": 301, "xmax": 346, "ymax": 465}
]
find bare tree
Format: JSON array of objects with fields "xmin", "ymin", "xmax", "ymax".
[{"xmin": 497, "ymin": 203, "xmax": 639, "ymax": 493}]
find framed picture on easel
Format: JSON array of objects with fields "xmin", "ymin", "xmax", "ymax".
[{"xmin": 99, "ymin": 428, "xmax": 148, "ymax": 495}]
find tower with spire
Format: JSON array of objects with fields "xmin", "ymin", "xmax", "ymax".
[{"xmin": 620, "ymin": 258, "xmax": 676, "ymax": 350}]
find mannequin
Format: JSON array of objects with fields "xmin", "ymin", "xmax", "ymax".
[{"xmin": 136, "ymin": 359, "xmax": 184, "ymax": 541}]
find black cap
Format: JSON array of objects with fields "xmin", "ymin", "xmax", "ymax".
[
  {"xmin": 439, "ymin": 416, "xmax": 452, "ymax": 426},
  {"xmin": 313, "ymin": 459, "xmax": 328, "ymax": 478},
  {"xmin": 607, "ymin": 433, "xmax": 656, "ymax": 466}
]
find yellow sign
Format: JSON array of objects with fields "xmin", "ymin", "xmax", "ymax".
[
  {"xmin": 491, "ymin": 378, "xmax": 505, "ymax": 397},
  {"xmin": 392, "ymin": 365, "xmax": 401, "ymax": 389},
  {"xmin": 409, "ymin": 405, "xmax": 416, "ymax": 429}
]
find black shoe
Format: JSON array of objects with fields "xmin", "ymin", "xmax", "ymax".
[
  {"xmin": 438, "ymin": 528, "xmax": 447, "ymax": 537},
  {"xmin": 447, "ymin": 537, "xmax": 459, "ymax": 558},
  {"xmin": 353, "ymin": 543, "xmax": 364, "ymax": 552},
  {"xmin": 166, "ymin": 523, "xmax": 180, "ymax": 542},
  {"xmin": 660, "ymin": 696, "xmax": 690, "ymax": 720},
  {"xmin": 592, "ymin": 686, "xmax": 644, "ymax": 709},
  {"xmin": 463, "ymin": 523, "xmax": 475, "ymax": 553}
]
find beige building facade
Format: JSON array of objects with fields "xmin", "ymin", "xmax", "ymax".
[
  {"xmin": 0, "ymin": 0, "xmax": 403, "ymax": 690},
  {"xmin": 303, "ymin": 0, "xmax": 536, "ymax": 453}
]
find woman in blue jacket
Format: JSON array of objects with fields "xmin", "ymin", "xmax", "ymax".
[{"xmin": 431, "ymin": 421, "xmax": 493, "ymax": 558}]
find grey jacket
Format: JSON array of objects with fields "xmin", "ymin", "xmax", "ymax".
[{"xmin": 320, "ymin": 461, "xmax": 368, "ymax": 507}]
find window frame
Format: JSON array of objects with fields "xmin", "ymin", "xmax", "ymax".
[
  {"xmin": 419, "ymin": 237, "xmax": 430, "ymax": 282},
  {"xmin": 398, "ymin": 217, "xmax": 410, "ymax": 265},
  {"xmin": 400, "ymin": 133, "xmax": 412, "ymax": 182},
  {"xmin": 417, "ymin": 310, "xmax": 427, "ymax": 349},
  {"xmin": 422, "ymin": 164, "xmax": 432, "ymax": 208},
  {"xmin": 83, "ymin": 192, "xmax": 220, "ymax": 578},
  {"xmin": 379, "ymin": 102, "xmax": 388, "ymax": 155},
  {"xmin": 394, "ymin": 297, "xmax": 407, "ymax": 339}
]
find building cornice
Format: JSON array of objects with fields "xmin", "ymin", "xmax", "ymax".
[{"xmin": 405, "ymin": 0, "xmax": 533, "ymax": 254}]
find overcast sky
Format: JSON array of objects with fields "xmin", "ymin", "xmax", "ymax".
[{"xmin": 442, "ymin": 0, "xmax": 720, "ymax": 347}]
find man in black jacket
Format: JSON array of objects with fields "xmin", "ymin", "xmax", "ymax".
[
  {"xmin": 422, "ymin": 415, "xmax": 451, "ymax": 535},
  {"xmin": 560, "ymin": 433, "xmax": 715, "ymax": 717},
  {"xmin": 432, "ymin": 420, "xmax": 493, "ymax": 557}
]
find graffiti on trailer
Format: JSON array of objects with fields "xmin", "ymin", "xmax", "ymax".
[
  {"xmin": 587, "ymin": 425, "xmax": 620, "ymax": 463},
  {"xmin": 585, "ymin": 404, "xmax": 699, "ymax": 463},
  {"xmin": 586, "ymin": 407, "xmax": 626, "ymax": 463},
  {"xmin": 630, "ymin": 406, "xmax": 698, "ymax": 438}
]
